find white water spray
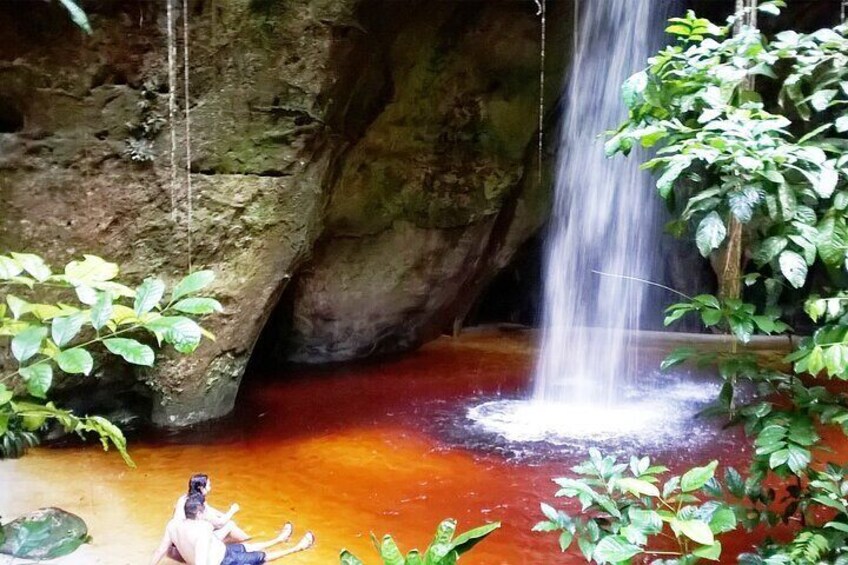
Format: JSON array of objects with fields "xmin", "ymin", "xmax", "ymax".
[{"xmin": 532, "ymin": 0, "xmax": 669, "ymax": 407}]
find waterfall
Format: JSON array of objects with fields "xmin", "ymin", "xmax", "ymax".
[{"xmin": 532, "ymin": 0, "xmax": 670, "ymax": 406}]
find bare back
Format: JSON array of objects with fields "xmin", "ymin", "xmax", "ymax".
[{"xmin": 165, "ymin": 518, "xmax": 226, "ymax": 565}]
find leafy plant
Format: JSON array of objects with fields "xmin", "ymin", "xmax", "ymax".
[
  {"xmin": 0, "ymin": 252, "xmax": 221, "ymax": 465},
  {"xmin": 539, "ymin": 2, "xmax": 848, "ymax": 562},
  {"xmin": 535, "ymin": 449, "xmax": 734, "ymax": 564},
  {"xmin": 339, "ymin": 519, "xmax": 501, "ymax": 565}
]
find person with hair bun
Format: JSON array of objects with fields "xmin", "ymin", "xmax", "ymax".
[
  {"xmin": 173, "ymin": 474, "xmax": 250, "ymax": 542},
  {"xmin": 150, "ymin": 494, "xmax": 314, "ymax": 565}
]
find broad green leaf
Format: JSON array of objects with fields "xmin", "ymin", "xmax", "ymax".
[
  {"xmin": 103, "ymin": 338, "xmax": 155, "ymax": 366},
  {"xmin": 11, "ymin": 327, "xmax": 47, "ymax": 363},
  {"xmin": 836, "ymin": 115, "xmax": 848, "ymax": 133},
  {"xmin": 111, "ymin": 304, "xmax": 139, "ymax": 325},
  {"xmin": 19, "ymin": 364, "xmax": 53, "ymax": 398},
  {"xmin": 622, "ymin": 71, "xmax": 648, "ymax": 107},
  {"xmin": 693, "ymin": 541, "xmax": 722, "ymax": 561},
  {"xmin": 754, "ymin": 236, "xmax": 788, "ymax": 265},
  {"xmin": 696, "ymin": 212, "xmax": 726, "ymax": 257},
  {"xmin": 172, "ymin": 270, "xmax": 215, "ymax": 301},
  {"xmin": 817, "ymin": 216, "xmax": 848, "ymax": 268},
  {"xmin": 673, "ymin": 519, "xmax": 715, "ymax": 545},
  {"xmin": 90, "ymin": 292, "xmax": 113, "ymax": 330},
  {"xmin": 0, "ymin": 256, "xmax": 22, "ymax": 279},
  {"xmin": 406, "ymin": 549, "xmax": 423, "ymax": 565},
  {"xmin": 172, "ymin": 297, "xmax": 223, "ymax": 315},
  {"xmin": 449, "ymin": 522, "xmax": 501, "ymax": 556},
  {"xmin": 0, "ymin": 384, "xmax": 14, "ymax": 405},
  {"xmin": 661, "ymin": 347, "xmax": 696, "ymax": 370},
  {"xmin": 592, "ymin": 535, "xmax": 641, "ymax": 564},
  {"xmin": 616, "ymin": 477, "xmax": 660, "ymax": 497},
  {"xmin": 708, "ymin": 507, "xmax": 737, "ymax": 534},
  {"xmin": 56, "ymin": 347, "xmax": 94, "ymax": 375},
  {"xmin": 7, "ymin": 295, "xmax": 30, "ymax": 320},
  {"xmin": 134, "ymin": 278, "xmax": 165, "ymax": 316},
  {"xmin": 144, "ymin": 316, "xmax": 203, "ymax": 353},
  {"xmin": 558, "ymin": 530, "xmax": 574, "ymax": 552},
  {"xmin": 779, "ymin": 250, "xmax": 808, "ymax": 288},
  {"xmin": 786, "ymin": 444, "xmax": 811, "ymax": 473},
  {"xmin": 65, "ymin": 255, "xmax": 119, "ymax": 285},
  {"xmin": 51, "ymin": 313, "xmax": 85, "ymax": 347},
  {"xmin": 10, "ymin": 253, "xmax": 51, "ymax": 282},
  {"xmin": 681, "ymin": 460, "xmax": 718, "ymax": 492}
]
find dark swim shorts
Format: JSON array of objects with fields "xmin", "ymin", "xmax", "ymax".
[{"xmin": 221, "ymin": 543, "xmax": 266, "ymax": 565}]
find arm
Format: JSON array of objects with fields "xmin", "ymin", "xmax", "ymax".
[
  {"xmin": 148, "ymin": 529, "xmax": 172, "ymax": 565},
  {"xmin": 205, "ymin": 503, "xmax": 239, "ymax": 528}
]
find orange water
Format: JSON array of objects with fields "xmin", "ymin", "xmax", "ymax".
[{"xmin": 0, "ymin": 331, "xmax": 843, "ymax": 564}]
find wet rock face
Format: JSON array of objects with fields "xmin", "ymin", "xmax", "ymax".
[
  {"xmin": 285, "ymin": 0, "xmax": 569, "ymax": 363},
  {"xmin": 0, "ymin": 0, "xmax": 567, "ymax": 421},
  {"xmin": 0, "ymin": 507, "xmax": 89, "ymax": 560}
]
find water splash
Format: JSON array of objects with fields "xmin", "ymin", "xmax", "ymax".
[{"xmin": 533, "ymin": 0, "xmax": 670, "ymax": 406}]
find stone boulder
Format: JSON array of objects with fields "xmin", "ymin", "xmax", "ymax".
[{"xmin": 0, "ymin": 507, "xmax": 89, "ymax": 560}]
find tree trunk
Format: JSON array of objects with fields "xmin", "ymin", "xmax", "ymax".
[{"xmin": 715, "ymin": 0, "xmax": 757, "ymax": 301}]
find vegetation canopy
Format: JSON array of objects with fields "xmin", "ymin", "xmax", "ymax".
[
  {"xmin": 538, "ymin": 2, "xmax": 848, "ymax": 563},
  {"xmin": 0, "ymin": 253, "xmax": 220, "ymax": 465}
]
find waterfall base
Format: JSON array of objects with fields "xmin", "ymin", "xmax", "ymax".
[{"xmin": 462, "ymin": 370, "xmax": 737, "ymax": 459}]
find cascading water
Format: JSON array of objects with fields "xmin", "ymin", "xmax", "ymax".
[
  {"xmin": 533, "ymin": 0, "xmax": 666, "ymax": 406},
  {"xmin": 465, "ymin": 0, "xmax": 728, "ymax": 451}
]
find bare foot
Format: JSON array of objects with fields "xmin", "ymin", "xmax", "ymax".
[
  {"xmin": 275, "ymin": 522, "xmax": 293, "ymax": 543},
  {"xmin": 292, "ymin": 531, "xmax": 315, "ymax": 551}
]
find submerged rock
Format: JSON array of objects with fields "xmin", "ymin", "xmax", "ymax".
[{"xmin": 0, "ymin": 507, "xmax": 89, "ymax": 560}]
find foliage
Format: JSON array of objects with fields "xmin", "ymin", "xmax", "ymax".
[
  {"xmin": 537, "ymin": 2, "xmax": 848, "ymax": 563},
  {"xmin": 339, "ymin": 519, "xmax": 500, "ymax": 565},
  {"xmin": 0, "ymin": 253, "xmax": 220, "ymax": 464},
  {"xmin": 534, "ymin": 449, "xmax": 733, "ymax": 564}
]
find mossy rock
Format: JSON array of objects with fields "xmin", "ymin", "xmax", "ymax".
[{"xmin": 0, "ymin": 507, "xmax": 89, "ymax": 560}]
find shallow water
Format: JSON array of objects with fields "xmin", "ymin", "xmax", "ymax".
[{"xmin": 0, "ymin": 330, "xmax": 843, "ymax": 564}]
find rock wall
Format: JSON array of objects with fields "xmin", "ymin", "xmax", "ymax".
[{"xmin": 0, "ymin": 0, "xmax": 569, "ymax": 424}]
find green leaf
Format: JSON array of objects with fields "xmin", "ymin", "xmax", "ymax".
[
  {"xmin": 405, "ymin": 549, "xmax": 423, "ymax": 565},
  {"xmin": 622, "ymin": 71, "xmax": 648, "ymax": 107},
  {"xmin": 19, "ymin": 364, "xmax": 53, "ymax": 398},
  {"xmin": 681, "ymin": 461, "xmax": 718, "ymax": 492},
  {"xmin": 65, "ymin": 255, "xmax": 119, "ymax": 285},
  {"xmin": 172, "ymin": 270, "xmax": 215, "ymax": 301},
  {"xmin": 379, "ymin": 535, "xmax": 404, "ymax": 565},
  {"xmin": 0, "ymin": 256, "xmax": 23, "ymax": 279},
  {"xmin": 56, "ymin": 347, "xmax": 94, "ymax": 375},
  {"xmin": 11, "ymin": 327, "xmax": 47, "ymax": 363},
  {"xmin": 558, "ymin": 530, "xmax": 574, "ymax": 552},
  {"xmin": 144, "ymin": 316, "xmax": 203, "ymax": 353},
  {"xmin": 7, "ymin": 295, "xmax": 30, "ymax": 320},
  {"xmin": 817, "ymin": 216, "xmax": 848, "ymax": 268},
  {"xmin": 134, "ymin": 278, "xmax": 165, "ymax": 316},
  {"xmin": 0, "ymin": 384, "xmax": 12, "ymax": 406},
  {"xmin": 616, "ymin": 477, "xmax": 660, "ymax": 497},
  {"xmin": 661, "ymin": 347, "xmax": 697, "ymax": 370},
  {"xmin": 51, "ymin": 313, "xmax": 85, "ymax": 348},
  {"xmin": 592, "ymin": 536, "xmax": 642, "ymax": 564},
  {"xmin": 103, "ymin": 338, "xmax": 155, "ymax": 367},
  {"xmin": 90, "ymin": 292, "xmax": 113, "ymax": 331},
  {"xmin": 56, "ymin": 0, "xmax": 93, "ymax": 34},
  {"xmin": 172, "ymin": 297, "xmax": 223, "ymax": 315},
  {"xmin": 673, "ymin": 519, "xmax": 715, "ymax": 545},
  {"xmin": 693, "ymin": 541, "xmax": 722, "ymax": 561},
  {"xmin": 836, "ymin": 115, "xmax": 848, "ymax": 133},
  {"xmin": 696, "ymin": 212, "xmax": 727, "ymax": 257},
  {"xmin": 449, "ymin": 522, "xmax": 500, "ymax": 556},
  {"xmin": 786, "ymin": 444, "xmax": 811, "ymax": 474},
  {"xmin": 754, "ymin": 236, "xmax": 788, "ymax": 266},
  {"xmin": 779, "ymin": 250, "xmax": 808, "ymax": 288},
  {"xmin": 339, "ymin": 550, "xmax": 365, "ymax": 565},
  {"xmin": 10, "ymin": 253, "xmax": 51, "ymax": 282}
]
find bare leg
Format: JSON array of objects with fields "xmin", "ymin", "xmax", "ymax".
[
  {"xmin": 263, "ymin": 532, "xmax": 315, "ymax": 562},
  {"xmin": 214, "ymin": 520, "xmax": 251, "ymax": 543},
  {"xmin": 242, "ymin": 523, "xmax": 293, "ymax": 552}
]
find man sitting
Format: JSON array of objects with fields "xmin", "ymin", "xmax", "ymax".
[{"xmin": 149, "ymin": 495, "xmax": 314, "ymax": 565}]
